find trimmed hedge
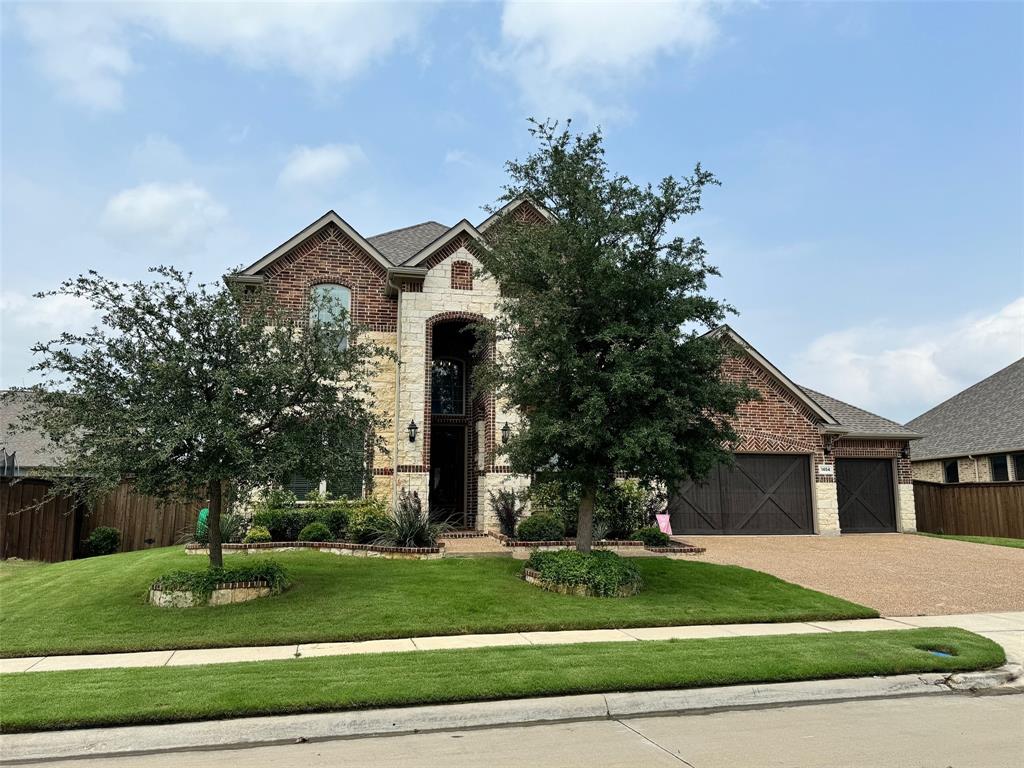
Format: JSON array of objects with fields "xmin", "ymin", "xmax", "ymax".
[
  {"xmin": 252, "ymin": 504, "xmax": 349, "ymax": 542},
  {"xmin": 525, "ymin": 550, "xmax": 642, "ymax": 597},
  {"xmin": 84, "ymin": 527, "xmax": 120, "ymax": 557},
  {"xmin": 516, "ymin": 513, "xmax": 566, "ymax": 542},
  {"xmin": 346, "ymin": 503, "xmax": 392, "ymax": 544},
  {"xmin": 152, "ymin": 560, "xmax": 289, "ymax": 601},
  {"xmin": 297, "ymin": 522, "xmax": 333, "ymax": 542},
  {"xmin": 243, "ymin": 525, "xmax": 272, "ymax": 543},
  {"xmin": 630, "ymin": 526, "xmax": 671, "ymax": 547}
]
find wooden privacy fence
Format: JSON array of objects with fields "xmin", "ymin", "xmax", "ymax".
[
  {"xmin": 913, "ymin": 480, "xmax": 1024, "ymax": 539},
  {"xmin": 1, "ymin": 478, "xmax": 201, "ymax": 562}
]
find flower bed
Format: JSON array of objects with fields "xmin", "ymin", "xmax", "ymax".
[
  {"xmin": 184, "ymin": 541, "xmax": 444, "ymax": 560},
  {"xmin": 523, "ymin": 550, "xmax": 643, "ymax": 597},
  {"xmin": 487, "ymin": 531, "xmax": 704, "ymax": 555},
  {"xmin": 150, "ymin": 581, "xmax": 273, "ymax": 608},
  {"xmin": 150, "ymin": 560, "xmax": 288, "ymax": 608}
]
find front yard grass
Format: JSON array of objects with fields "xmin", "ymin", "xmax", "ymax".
[
  {"xmin": 0, "ymin": 628, "xmax": 1003, "ymax": 733},
  {"xmin": 918, "ymin": 532, "xmax": 1024, "ymax": 550},
  {"xmin": 0, "ymin": 547, "xmax": 877, "ymax": 657}
]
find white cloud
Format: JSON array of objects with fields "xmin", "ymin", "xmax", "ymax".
[
  {"xmin": 17, "ymin": 2, "xmax": 428, "ymax": 111},
  {"xmin": 492, "ymin": 0, "xmax": 719, "ymax": 121},
  {"xmin": 791, "ymin": 298, "xmax": 1024, "ymax": 423},
  {"xmin": 278, "ymin": 144, "xmax": 365, "ymax": 188},
  {"xmin": 444, "ymin": 149, "xmax": 471, "ymax": 165},
  {"xmin": 100, "ymin": 182, "xmax": 227, "ymax": 248}
]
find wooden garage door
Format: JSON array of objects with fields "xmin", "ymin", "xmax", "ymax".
[
  {"xmin": 836, "ymin": 459, "xmax": 896, "ymax": 533},
  {"xmin": 669, "ymin": 454, "xmax": 813, "ymax": 535}
]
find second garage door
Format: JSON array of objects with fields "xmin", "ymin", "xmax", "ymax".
[
  {"xmin": 669, "ymin": 454, "xmax": 813, "ymax": 535},
  {"xmin": 836, "ymin": 459, "xmax": 897, "ymax": 533}
]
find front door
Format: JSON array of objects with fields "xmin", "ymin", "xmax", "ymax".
[{"xmin": 429, "ymin": 424, "xmax": 466, "ymax": 527}]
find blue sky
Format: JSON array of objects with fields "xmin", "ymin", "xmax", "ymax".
[{"xmin": 2, "ymin": 1, "xmax": 1022, "ymax": 421}]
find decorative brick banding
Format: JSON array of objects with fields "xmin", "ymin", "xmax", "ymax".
[
  {"xmin": 522, "ymin": 568, "xmax": 642, "ymax": 598},
  {"xmin": 184, "ymin": 541, "xmax": 443, "ymax": 559},
  {"xmin": 450, "ymin": 260, "xmax": 474, "ymax": 290}
]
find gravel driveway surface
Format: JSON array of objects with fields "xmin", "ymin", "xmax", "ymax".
[{"xmin": 680, "ymin": 533, "xmax": 1024, "ymax": 616}]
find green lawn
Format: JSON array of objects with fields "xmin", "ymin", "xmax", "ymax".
[
  {"xmin": 0, "ymin": 547, "xmax": 876, "ymax": 657},
  {"xmin": 0, "ymin": 628, "xmax": 1002, "ymax": 733},
  {"xmin": 919, "ymin": 533, "xmax": 1024, "ymax": 549}
]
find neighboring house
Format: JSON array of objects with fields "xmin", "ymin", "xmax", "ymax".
[
  {"xmin": 0, "ymin": 390, "xmax": 65, "ymax": 478},
  {"xmin": 227, "ymin": 202, "xmax": 920, "ymax": 535},
  {"xmin": 906, "ymin": 358, "xmax": 1024, "ymax": 484}
]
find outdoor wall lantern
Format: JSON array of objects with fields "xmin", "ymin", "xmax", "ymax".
[
  {"xmin": 900, "ymin": 446, "xmax": 910, "ymax": 460},
  {"xmin": 501, "ymin": 422, "xmax": 511, "ymax": 445},
  {"xmin": 407, "ymin": 419, "xmax": 418, "ymax": 443},
  {"xmin": 823, "ymin": 436, "xmax": 833, "ymax": 456}
]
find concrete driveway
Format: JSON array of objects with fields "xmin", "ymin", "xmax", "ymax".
[{"xmin": 681, "ymin": 533, "xmax": 1024, "ymax": 616}]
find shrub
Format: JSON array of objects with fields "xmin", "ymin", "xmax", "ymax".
[
  {"xmin": 346, "ymin": 498, "xmax": 392, "ymax": 544},
  {"xmin": 516, "ymin": 513, "xmax": 565, "ymax": 542},
  {"xmin": 84, "ymin": 526, "xmax": 120, "ymax": 556},
  {"xmin": 309, "ymin": 503, "xmax": 349, "ymax": 540},
  {"xmin": 193, "ymin": 513, "xmax": 246, "ymax": 545},
  {"xmin": 262, "ymin": 488, "xmax": 298, "ymax": 509},
  {"xmin": 596, "ymin": 480, "xmax": 649, "ymax": 539},
  {"xmin": 243, "ymin": 525, "xmax": 272, "ymax": 543},
  {"xmin": 153, "ymin": 560, "xmax": 289, "ymax": 602},
  {"xmin": 529, "ymin": 480, "xmax": 581, "ymax": 536},
  {"xmin": 251, "ymin": 508, "xmax": 302, "ymax": 541},
  {"xmin": 374, "ymin": 490, "xmax": 448, "ymax": 548},
  {"xmin": 297, "ymin": 521, "xmax": 334, "ymax": 542},
  {"xmin": 525, "ymin": 549, "xmax": 642, "ymax": 597},
  {"xmin": 489, "ymin": 488, "xmax": 525, "ymax": 537},
  {"xmin": 630, "ymin": 526, "xmax": 670, "ymax": 547}
]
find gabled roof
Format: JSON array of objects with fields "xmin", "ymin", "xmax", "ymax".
[
  {"xmin": 800, "ymin": 387, "xmax": 920, "ymax": 440},
  {"xmin": 232, "ymin": 211, "xmax": 395, "ymax": 277},
  {"xmin": 368, "ymin": 221, "xmax": 450, "ymax": 266},
  {"xmin": 711, "ymin": 325, "xmax": 840, "ymax": 425},
  {"xmin": 400, "ymin": 219, "xmax": 488, "ymax": 268},
  {"xmin": 477, "ymin": 197, "xmax": 556, "ymax": 231},
  {"xmin": 905, "ymin": 358, "xmax": 1024, "ymax": 461}
]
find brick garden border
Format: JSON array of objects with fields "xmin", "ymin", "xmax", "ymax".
[
  {"xmin": 522, "ymin": 567, "xmax": 642, "ymax": 598},
  {"xmin": 184, "ymin": 541, "xmax": 444, "ymax": 560},
  {"xmin": 149, "ymin": 580, "xmax": 274, "ymax": 608},
  {"xmin": 486, "ymin": 531, "xmax": 704, "ymax": 555}
]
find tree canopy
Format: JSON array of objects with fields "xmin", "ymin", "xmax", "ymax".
[
  {"xmin": 6, "ymin": 267, "xmax": 388, "ymax": 565},
  {"xmin": 477, "ymin": 119, "xmax": 753, "ymax": 551}
]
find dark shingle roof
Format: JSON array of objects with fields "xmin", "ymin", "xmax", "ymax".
[
  {"xmin": 905, "ymin": 358, "xmax": 1024, "ymax": 461},
  {"xmin": 367, "ymin": 221, "xmax": 449, "ymax": 266},
  {"xmin": 800, "ymin": 387, "xmax": 920, "ymax": 439},
  {"xmin": 0, "ymin": 390, "xmax": 64, "ymax": 471}
]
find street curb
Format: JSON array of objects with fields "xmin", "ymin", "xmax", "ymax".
[{"xmin": 1, "ymin": 666, "xmax": 1020, "ymax": 764}]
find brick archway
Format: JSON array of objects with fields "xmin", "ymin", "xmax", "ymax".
[{"xmin": 423, "ymin": 311, "xmax": 494, "ymax": 528}]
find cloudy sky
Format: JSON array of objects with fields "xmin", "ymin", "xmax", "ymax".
[{"xmin": 1, "ymin": 1, "xmax": 1021, "ymax": 422}]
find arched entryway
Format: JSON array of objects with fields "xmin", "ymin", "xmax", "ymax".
[{"xmin": 424, "ymin": 314, "xmax": 490, "ymax": 528}]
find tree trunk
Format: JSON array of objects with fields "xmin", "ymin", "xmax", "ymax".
[
  {"xmin": 576, "ymin": 486, "xmax": 596, "ymax": 554},
  {"xmin": 207, "ymin": 479, "xmax": 224, "ymax": 568}
]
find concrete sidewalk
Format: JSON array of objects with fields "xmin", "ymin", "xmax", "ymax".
[{"xmin": 3, "ymin": 611, "xmax": 1021, "ymax": 675}]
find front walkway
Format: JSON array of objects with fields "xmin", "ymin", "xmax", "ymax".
[
  {"xmin": 682, "ymin": 533, "xmax": 1024, "ymax": 616},
  {"xmin": 3, "ymin": 611, "xmax": 1021, "ymax": 675}
]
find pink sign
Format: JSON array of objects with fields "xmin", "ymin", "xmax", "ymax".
[{"xmin": 656, "ymin": 513, "xmax": 672, "ymax": 535}]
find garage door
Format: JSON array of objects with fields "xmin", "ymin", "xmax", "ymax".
[
  {"xmin": 836, "ymin": 459, "xmax": 896, "ymax": 533},
  {"xmin": 669, "ymin": 454, "xmax": 813, "ymax": 535}
]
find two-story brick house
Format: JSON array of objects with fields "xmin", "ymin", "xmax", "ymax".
[{"xmin": 227, "ymin": 200, "xmax": 920, "ymax": 536}]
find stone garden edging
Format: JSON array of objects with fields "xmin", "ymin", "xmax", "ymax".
[
  {"xmin": 184, "ymin": 541, "xmax": 444, "ymax": 560},
  {"xmin": 522, "ymin": 567, "xmax": 642, "ymax": 597},
  {"xmin": 487, "ymin": 531, "xmax": 704, "ymax": 555},
  {"xmin": 149, "ymin": 581, "xmax": 272, "ymax": 608}
]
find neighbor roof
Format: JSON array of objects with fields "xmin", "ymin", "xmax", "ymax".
[
  {"xmin": 800, "ymin": 387, "xmax": 920, "ymax": 440},
  {"xmin": 368, "ymin": 221, "xmax": 450, "ymax": 266},
  {"xmin": 905, "ymin": 358, "xmax": 1024, "ymax": 461},
  {"xmin": 0, "ymin": 390, "xmax": 63, "ymax": 471}
]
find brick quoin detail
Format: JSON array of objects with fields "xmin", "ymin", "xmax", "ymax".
[
  {"xmin": 260, "ymin": 222, "xmax": 397, "ymax": 332},
  {"xmin": 450, "ymin": 260, "xmax": 473, "ymax": 290}
]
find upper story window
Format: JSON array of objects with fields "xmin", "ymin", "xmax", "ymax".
[
  {"xmin": 990, "ymin": 454, "xmax": 1009, "ymax": 482},
  {"xmin": 310, "ymin": 284, "xmax": 351, "ymax": 348},
  {"xmin": 1013, "ymin": 454, "xmax": 1024, "ymax": 482},
  {"xmin": 943, "ymin": 460, "xmax": 959, "ymax": 484},
  {"xmin": 431, "ymin": 358, "xmax": 464, "ymax": 415}
]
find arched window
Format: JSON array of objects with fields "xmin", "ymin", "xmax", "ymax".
[
  {"xmin": 310, "ymin": 284, "xmax": 351, "ymax": 348},
  {"xmin": 431, "ymin": 358, "xmax": 464, "ymax": 415}
]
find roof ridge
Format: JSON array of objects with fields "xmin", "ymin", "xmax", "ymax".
[
  {"xmin": 368, "ymin": 221, "xmax": 447, "ymax": 240},
  {"xmin": 905, "ymin": 357, "xmax": 1024, "ymax": 426}
]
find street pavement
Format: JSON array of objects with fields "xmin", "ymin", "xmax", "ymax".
[{"xmin": 20, "ymin": 694, "xmax": 1023, "ymax": 768}]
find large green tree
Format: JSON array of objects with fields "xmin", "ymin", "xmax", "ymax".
[
  {"xmin": 477, "ymin": 120, "xmax": 753, "ymax": 552},
  {"xmin": 6, "ymin": 267, "xmax": 387, "ymax": 566}
]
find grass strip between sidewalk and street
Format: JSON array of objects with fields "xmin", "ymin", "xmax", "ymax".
[
  {"xmin": 917, "ymin": 532, "xmax": 1024, "ymax": 550},
  {"xmin": 0, "ymin": 628, "xmax": 1004, "ymax": 733},
  {"xmin": 0, "ymin": 547, "xmax": 877, "ymax": 657}
]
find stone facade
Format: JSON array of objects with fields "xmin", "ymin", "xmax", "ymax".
[{"xmin": 240, "ymin": 204, "xmax": 915, "ymax": 536}]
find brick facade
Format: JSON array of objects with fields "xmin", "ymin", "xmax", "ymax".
[{"xmin": 247, "ymin": 205, "xmax": 915, "ymax": 534}]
